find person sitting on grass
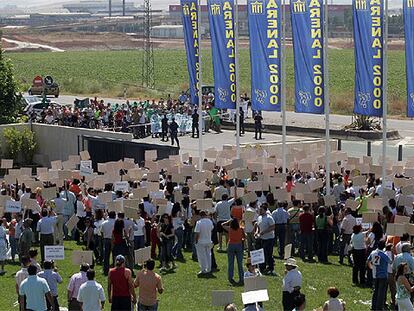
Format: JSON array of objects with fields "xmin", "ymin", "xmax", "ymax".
[
  {"xmin": 323, "ymin": 287, "xmax": 346, "ymax": 311},
  {"xmin": 244, "ymin": 258, "xmax": 262, "ymax": 279}
]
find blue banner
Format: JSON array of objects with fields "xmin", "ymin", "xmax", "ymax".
[
  {"xmin": 290, "ymin": 0, "xmax": 324, "ymax": 114},
  {"xmin": 181, "ymin": 0, "xmax": 200, "ymax": 105},
  {"xmin": 208, "ymin": 0, "xmax": 237, "ymax": 109},
  {"xmin": 353, "ymin": 0, "xmax": 384, "ymax": 117},
  {"xmin": 404, "ymin": 0, "xmax": 414, "ymax": 117},
  {"xmin": 248, "ymin": 0, "xmax": 281, "ymax": 112}
]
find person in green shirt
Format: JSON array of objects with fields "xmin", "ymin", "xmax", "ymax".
[
  {"xmin": 209, "ymin": 107, "xmax": 222, "ymax": 133},
  {"xmin": 355, "ymin": 188, "xmax": 372, "ymax": 214},
  {"xmin": 315, "ymin": 207, "xmax": 330, "ymax": 263}
]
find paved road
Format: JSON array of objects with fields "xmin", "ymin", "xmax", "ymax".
[
  {"xmin": 53, "ymin": 94, "xmax": 414, "ymax": 162},
  {"xmin": 55, "ymin": 94, "xmax": 414, "ymax": 134}
]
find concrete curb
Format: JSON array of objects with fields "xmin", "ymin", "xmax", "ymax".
[{"xmin": 222, "ymin": 121, "xmax": 401, "ymax": 141}]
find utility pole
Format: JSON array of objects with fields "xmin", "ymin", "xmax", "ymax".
[
  {"xmin": 109, "ymin": 0, "xmax": 112, "ymax": 17},
  {"xmin": 123, "ymin": 0, "xmax": 126, "ymax": 16},
  {"xmin": 142, "ymin": 0, "xmax": 155, "ymax": 89}
]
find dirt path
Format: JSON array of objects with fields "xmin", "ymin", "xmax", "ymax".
[{"xmin": 2, "ymin": 38, "xmax": 65, "ymax": 52}]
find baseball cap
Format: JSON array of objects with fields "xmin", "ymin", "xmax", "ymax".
[{"xmin": 116, "ymin": 255, "xmax": 125, "ymax": 263}]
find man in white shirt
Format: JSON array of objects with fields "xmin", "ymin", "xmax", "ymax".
[
  {"xmin": 194, "ymin": 211, "xmax": 214, "ymax": 276},
  {"xmin": 282, "ymin": 258, "xmax": 302, "ymax": 311},
  {"xmin": 37, "ymin": 209, "xmax": 58, "ymax": 262},
  {"xmin": 143, "ymin": 198, "xmax": 156, "ymax": 218},
  {"xmin": 339, "ymin": 208, "xmax": 356, "ymax": 265},
  {"xmin": 77, "ymin": 269, "xmax": 105, "ymax": 311},
  {"xmin": 101, "ymin": 211, "xmax": 116, "ymax": 275},
  {"xmin": 215, "ymin": 194, "xmax": 234, "ymax": 251},
  {"xmin": 332, "ymin": 177, "xmax": 345, "ymax": 202},
  {"xmin": 52, "ymin": 193, "xmax": 67, "ymax": 245},
  {"xmin": 15, "ymin": 256, "xmax": 31, "ymax": 302},
  {"xmin": 118, "ymin": 212, "xmax": 135, "ymax": 271}
]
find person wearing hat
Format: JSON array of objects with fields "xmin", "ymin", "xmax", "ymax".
[
  {"xmin": 282, "ymin": 258, "xmax": 302, "ymax": 311},
  {"xmin": 108, "ymin": 255, "xmax": 136, "ymax": 311}
]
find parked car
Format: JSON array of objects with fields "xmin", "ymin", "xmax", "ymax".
[{"xmin": 23, "ymin": 99, "xmax": 60, "ymax": 116}]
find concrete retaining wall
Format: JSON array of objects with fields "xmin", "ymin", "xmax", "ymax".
[{"xmin": 30, "ymin": 124, "xmax": 134, "ymax": 166}]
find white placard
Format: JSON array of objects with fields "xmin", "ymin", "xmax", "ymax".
[
  {"xmin": 5, "ymin": 200, "xmax": 21, "ymax": 213},
  {"xmin": 250, "ymin": 248, "xmax": 265, "ymax": 266},
  {"xmin": 45, "ymin": 246, "xmax": 65, "ymax": 261},
  {"xmin": 241, "ymin": 289, "xmax": 269, "ymax": 305},
  {"xmin": 80, "ymin": 160, "xmax": 93, "ymax": 177},
  {"xmin": 114, "ymin": 181, "xmax": 129, "ymax": 192}
]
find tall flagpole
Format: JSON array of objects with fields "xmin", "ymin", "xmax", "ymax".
[
  {"xmin": 324, "ymin": 0, "xmax": 331, "ymax": 195},
  {"xmin": 198, "ymin": 0, "xmax": 204, "ymax": 170},
  {"xmin": 235, "ymin": 0, "xmax": 241, "ymax": 159},
  {"xmin": 281, "ymin": 0, "xmax": 287, "ymax": 173},
  {"xmin": 382, "ymin": 0, "xmax": 389, "ymax": 182}
]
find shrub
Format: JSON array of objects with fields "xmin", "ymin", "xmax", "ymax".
[{"xmin": 2, "ymin": 127, "xmax": 37, "ymax": 165}]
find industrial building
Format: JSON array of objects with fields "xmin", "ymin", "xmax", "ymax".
[{"xmin": 167, "ymin": 4, "xmax": 353, "ymax": 36}]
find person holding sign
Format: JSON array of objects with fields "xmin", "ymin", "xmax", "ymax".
[
  {"xmin": 37, "ymin": 208, "xmax": 58, "ymax": 263},
  {"xmin": 254, "ymin": 203, "xmax": 276, "ymax": 276},
  {"xmin": 222, "ymin": 218, "xmax": 245, "ymax": 286}
]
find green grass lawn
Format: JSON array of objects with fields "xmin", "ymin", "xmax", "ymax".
[
  {"xmin": 6, "ymin": 48, "xmax": 408, "ymax": 116},
  {"xmin": 1, "ymin": 241, "xmax": 373, "ymax": 310}
]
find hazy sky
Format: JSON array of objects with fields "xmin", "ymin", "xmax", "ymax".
[{"xmin": 0, "ymin": 0, "xmax": 403, "ymax": 10}]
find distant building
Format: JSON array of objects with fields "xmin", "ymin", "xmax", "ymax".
[
  {"xmin": 64, "ymin": 0, "xmax": 142, "ymax": 15},
  {"xmin": 167, "ymin": 4, "xmax": 353, "ymax": 36},
  {"xmin": 151, "ymin": 25, "xmax": 184, "ymax": 39}
]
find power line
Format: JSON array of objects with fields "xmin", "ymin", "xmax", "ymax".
[{"xmin": 141, "ymin": 0, "xmax": 155, "ymax": 89}]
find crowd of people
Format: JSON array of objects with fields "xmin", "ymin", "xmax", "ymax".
[
  {"xmin": 28, "ymin": 94, "xmax": 268, "ymax": 142},
  {"xmin": 2, "ymin": 154, "xmax": 414, "ymax": 310}
]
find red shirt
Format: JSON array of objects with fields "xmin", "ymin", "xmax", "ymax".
[
  {"xmin": 109, "ymin": 267, "xmax": 130, "ymax": 297},
  {"xmin": 113, "ymin": 231, "xmax": 123, "ymax": 245},
  {"xmin": 299, "ymin": 213, "xmax": 314, "ymax": 233}
]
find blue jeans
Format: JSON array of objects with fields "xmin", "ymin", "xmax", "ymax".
[
  {"xmin": 289, "ymin": 224, "xmax": 300, "ymax": 255},
  {"xmin": 138, "ymin": 301, "xmax": 158, "ymax": 311},
  {"xmin": 300, "ymin": 232, "xmax": 314, "ymax": 260},
  {"xmin": 227, "ymin": 243, "xmax": 244, "ymax": 282},
  {"xmin": 259, "ymin": 238, "xmax": 274, "ymax": 272},
  {"xmin": 103, "ymin": 238, "xmax": 112, "ymax": 274},
  {"xmin": 160, "ymin": 239, "xmax": 173, "ymax": 265},
  {"xmin": 275, "ymin": 224, "xmax": 286, "ymax": 258},
  {"xmin": 9, "ymin": 236, "xmax": 17, "ymax": 261},
  {"xmin": 134, "ymin": 236, "xmax": 145, "ymax": 250},
  {"xmin": 372, "ymin": 278, "xmax": 388, "ymax": 311},
  {"xmin": 172, "ymin": 227, "xmax": 184, "ymax": 259},
  {"xmin": 63, "ymin": 215, "xmax": 71, "ymax": 239}
]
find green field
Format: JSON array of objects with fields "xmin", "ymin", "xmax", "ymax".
[
  {"xmin": 1, "ymin": 241, "xmax": 372, "ymax": 310},
  {"xmin": 6, "ymin": 48, "xmax": 408, "ymax": 115}
]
